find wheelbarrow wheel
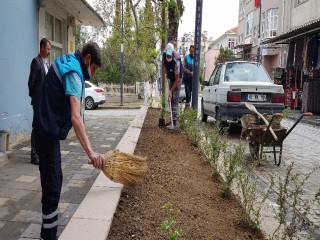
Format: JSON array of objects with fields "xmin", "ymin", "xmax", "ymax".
[{"xmin": 249, "ymin": 142, "xmax": 259, "ymax": 159}]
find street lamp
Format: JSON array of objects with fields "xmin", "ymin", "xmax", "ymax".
[
  {"xmin": 120, "ymin": 0, "xmax": 124, "ymax": 106},
  {"xmin": 192, "ymin": 0, "xmax": 203, "ymax": 110}
]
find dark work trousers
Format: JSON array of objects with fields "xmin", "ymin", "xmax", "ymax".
[
  {"xmin": 31, "ymin": 110, "xmax": 38, "ymax": 160},
  {"xmin": 35, "ymin": 132, "xmax": 62, "ymax": 240},
  {"xmin": 169, "ymin": 79, "xmax": 181, "ymax": 125},
  {"xmin": 184, "ymin": 78, "xmax": 193, "ymax": 104}
]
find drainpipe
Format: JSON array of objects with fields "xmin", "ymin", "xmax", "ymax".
[{"xmin": 257, "ymin": 0, "xmax": 262, "ymax": 62}]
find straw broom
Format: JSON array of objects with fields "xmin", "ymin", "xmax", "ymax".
[{"xmin": 90, "ymin": 149, "xmax": 148, "ymax": 186}]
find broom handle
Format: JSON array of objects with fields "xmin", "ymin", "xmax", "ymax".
[{"xmin": 168, "ymin": 100, "xmax": 174, "ymax": 128}]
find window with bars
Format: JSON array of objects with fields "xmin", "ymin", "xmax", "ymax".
[
  {"xmin": 253, "ymin": 26, "xmax": 258, "ymax": 46},
  {"xmin": 261, "ymin": 13, "xmax": 265, "ymax": 40},
  {"xmin": 239, "ymin": 34, "xmax": 244, "ymax": 45},
  {"xmin": 266, "ymin": 8, "xmax": 278, "ymax": 38},
  {"xmin": 45, "ymin": 12, "xmax": 63, "ymax": 65},
  {"xmin": 246, "ymin": 11, "xmax": 253, "ymax": 37}
]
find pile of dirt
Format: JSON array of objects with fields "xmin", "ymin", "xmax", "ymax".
[{"xmin": 107, "ymin": 108, "xmax": 264, "ymax": 240}]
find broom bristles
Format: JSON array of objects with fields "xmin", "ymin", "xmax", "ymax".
[{"xmin": 103, "ymin": 149, "xmax": 148, "ymax": 186}]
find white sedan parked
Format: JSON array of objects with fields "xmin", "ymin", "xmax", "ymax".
[
  {"xmin": 201, "ymin": 61, "xmax": 284, "ymax": 123},
  {"xmin": 84, "ymin": 81, "xmax": 106, "ymax": 110}
]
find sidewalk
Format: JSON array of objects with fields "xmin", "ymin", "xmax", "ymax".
[
  {"xmin": 0, "ymin": 106, "xmax": 147, "ymax": 240},
  {"xmin": 286, "ymin": 108, "xmax": 320, "ymax": 126}
]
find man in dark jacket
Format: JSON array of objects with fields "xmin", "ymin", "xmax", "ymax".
[
  {"xmin": 33, "ymin": 42, "xmax": 105, "ymax": 240},
  {"xmin": 28, "ymin": 38, "xmax": 51, "ymax": 165},
  {"xmin": 183, "ymin": 45, "xmax": 194, "ymax": 108},
  {"xmin": 163, "ymin": 43, "xmax": 181, "ymax": 128}
]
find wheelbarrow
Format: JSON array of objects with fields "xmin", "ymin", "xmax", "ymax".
[{"xmin": 241, "ymin": 112, "xmax": 313, "ymax": 166}]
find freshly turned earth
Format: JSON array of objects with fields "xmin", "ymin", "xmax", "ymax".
[{"xmin": 107, "ymin": 108, "xmax": 264, "ymax": 240}]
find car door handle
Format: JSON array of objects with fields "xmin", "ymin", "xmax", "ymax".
[
  {"xmin": 208, "ymin": 89, "xmax": 210, "ymax": 92},
  {"xmin": 215, "ymin": 89, "xmax": 217, "ymax": 92}
]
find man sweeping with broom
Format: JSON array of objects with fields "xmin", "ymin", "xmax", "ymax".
[{"xmin": 33, "ymin": 42, "xmax": 105, "ymax": 240}]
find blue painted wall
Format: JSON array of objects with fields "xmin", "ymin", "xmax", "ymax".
[{"xmin": 0, "ymin": 0, "xmax": 38, "ymax": 142}]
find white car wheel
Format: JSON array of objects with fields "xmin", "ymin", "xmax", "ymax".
[
  {"xmin": 85, "ymin": 97, "xmax": 95, "ymax": 110},
  {"xmin": 201, "ymin": 101, "xmax": 208, "ymax": 122}
]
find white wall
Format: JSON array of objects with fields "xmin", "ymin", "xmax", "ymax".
[
  {"xmin": 290, "ymin": 0, "xmax": 320, "ymax": 29},
  {"xmin": 209, "ymin": 34, "xmax": 237, "ymax": 51},
  {"xmin": 68, "ymin": 26, "xmax": 76, "ymax": 53}
]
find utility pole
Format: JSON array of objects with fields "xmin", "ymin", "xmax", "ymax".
[
  {"xmin": 161, "ymin": 2, "xmax": 166, "ymax": 98},
  {"xmin": 120, "ymin": 0, "xmax": 124, "ymax": 106},
  {"xmin": 192, "ymin": 0, "xmax": 203, "ymax": 110},
  {"xmin": 257, "ymin": 0, "xmax": 262, "ymax": 62}
]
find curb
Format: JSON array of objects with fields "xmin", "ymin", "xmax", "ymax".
[{"xmin": 59, "ymin": 105, "xmax": 148, "ymax": 240}]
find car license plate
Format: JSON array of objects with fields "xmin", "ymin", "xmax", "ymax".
[{"xmin": 247, "ymin": 94, "xmax": 266, "ymax": 102}]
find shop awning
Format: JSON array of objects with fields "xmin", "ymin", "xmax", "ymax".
[
  {"xmin": 234, "ymin": 43, "xmax": 252, "ymax": 49},
  {"xmin": 59, "ymin": 0, "xmax": 105, "ymax": 27},
  {"xmin": 262, "ymin": 18, "xmax": 320, "ymax": 45}
]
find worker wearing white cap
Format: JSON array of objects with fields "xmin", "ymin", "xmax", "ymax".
[{"xmin": 162, "ymin": 43, "xmax": 181, "ymax": 128}]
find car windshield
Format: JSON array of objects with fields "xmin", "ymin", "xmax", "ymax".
[{"xmin": 224, "ymin": 62, "xmax": 271, "ymax": 83}]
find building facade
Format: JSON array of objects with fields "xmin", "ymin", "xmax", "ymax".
[
  {"xmin": 208, "ymin": 27, "xmax": 237, "ymax": 53},
  {"xmin": 177, "ymin": 31, "xmax": 214, "ymax": 59},
  {"xmin": 0, "ymin": 0, "xmax": 104, "ymax": 149},
  {"xmin": 203, "ymin": 27, "xmax": 238, "ymax": 81},
  {"xmin": 236, "ymin": 0, "xmax": 284, "ymax": 78},
  {"xmin": 263, "ymin": 0, "xmax": 320, "ymax": 112}
]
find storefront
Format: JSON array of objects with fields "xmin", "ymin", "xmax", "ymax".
[{"xmin": 263, "ymin": 19, "xmax": 320, "ymax": 113}]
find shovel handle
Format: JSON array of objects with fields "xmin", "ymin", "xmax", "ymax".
[
  {"xmin": 256, "ymin": 112, "xmax": 278, "ymax": 141},
  {"xmin": 244, "ymin": 102, "xmax": 278, "ymax": 141}
]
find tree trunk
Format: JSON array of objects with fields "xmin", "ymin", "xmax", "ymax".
[{"xmin": 167, "ymin": 0, "xmax": 184, "ymax": 49}]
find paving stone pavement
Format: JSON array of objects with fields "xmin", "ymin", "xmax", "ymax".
[
  {"xmin": 0, "ymin": 108, "xmax": 139, "ymax": 240},
  {"xmin": 228, "ymin": 118, "xmax": 320, "ymax": 238}
]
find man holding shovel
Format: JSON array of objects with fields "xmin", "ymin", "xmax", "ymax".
[
  {"xmin": 163, "ymin": 43, "xmax": 181, "ymax": 128},
  {"xmin": 33, "ymin": 42, "xmax": 105, "ymax": 240}
]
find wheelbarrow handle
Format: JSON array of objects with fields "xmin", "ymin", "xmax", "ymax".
[
  {"xmin": 303, "ymin": 112, "xmax": 313, "ymax": 117},
  {"xmin": 283, "ymin": 112, "xmax": 313, "ymax": 141},
  {"xmin": 273, "ymin": 113, "xmax": 283, "ymax": 118}
]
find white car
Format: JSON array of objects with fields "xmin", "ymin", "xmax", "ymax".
[
  {"xmin": 201, "ymin": 61, "xmax": 284, "ymax": 123},
  {"xmin": 179, "ymin": 82, "xmax": 186, "ymax": 102},
  {"xmin": 84, "ymin": 81, "xmax": 106, "ymax": 110}
]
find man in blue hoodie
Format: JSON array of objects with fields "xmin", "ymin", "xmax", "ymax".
[
  {"xmin": 33, "ymin": 42, "xmax": 104, "ymax": 240},
  {"xmin": 183, "ymin": 45, "xmax": 194, "ymax": 108}
]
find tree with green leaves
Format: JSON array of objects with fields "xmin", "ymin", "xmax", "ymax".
[
  {"xmin": 77, "ymin": 0, "xmax": 170, "ymax": 85},
  {"xmin": 215, "ymin": 47, "xmax": 235, "ymax": 64}
]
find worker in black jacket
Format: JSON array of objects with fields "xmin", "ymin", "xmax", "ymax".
[{"xmin": 163, "ymin": 43, "xmax": 181, "ymax": 128}]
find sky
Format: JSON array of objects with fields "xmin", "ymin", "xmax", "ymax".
[
  {"xmin": 86, "ymin": 0, "xmax": 239, "ymax": 41},
  {"xmin": 178, "ymin": 0, "xmax": 239, "ymax": 40}
]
